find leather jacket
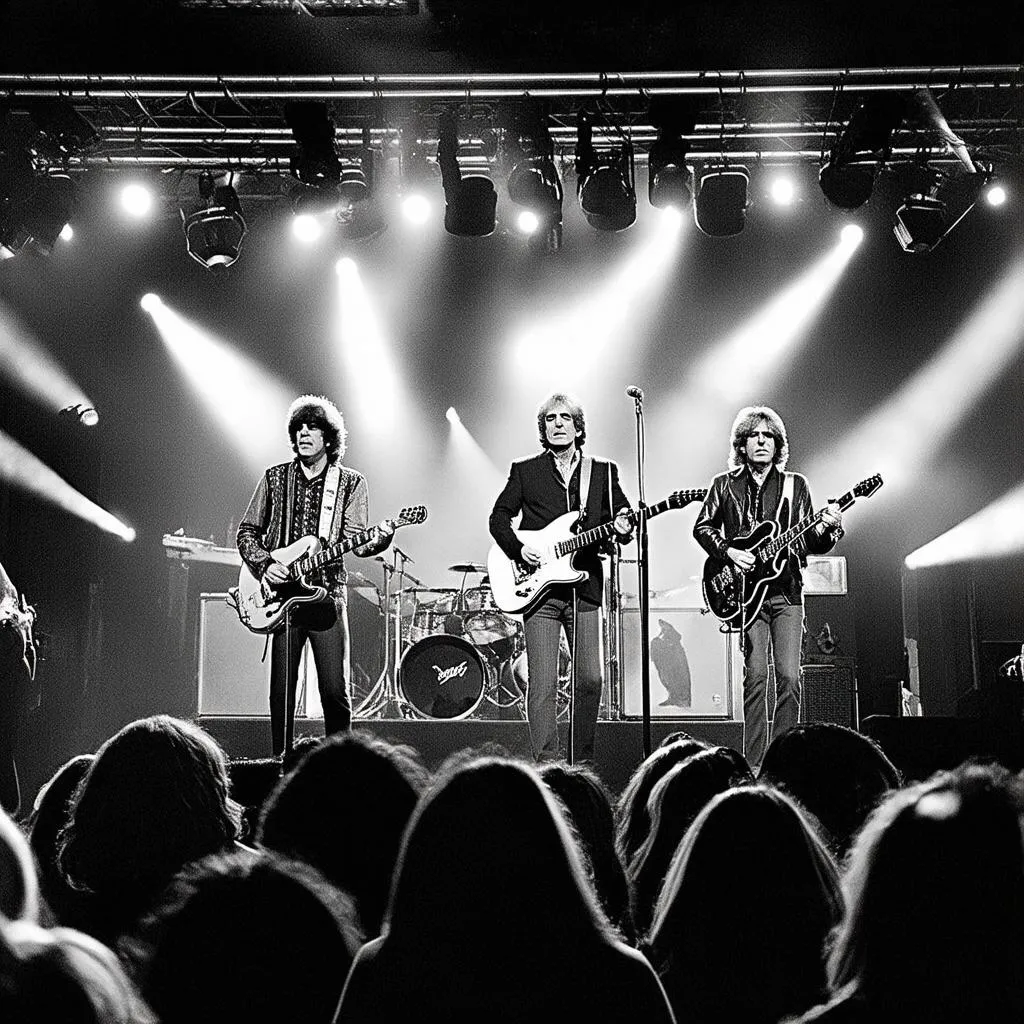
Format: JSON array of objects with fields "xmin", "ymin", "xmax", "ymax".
[{"xmin": 693, "ymin": 465, "xmax": 842, "ymax": 604}]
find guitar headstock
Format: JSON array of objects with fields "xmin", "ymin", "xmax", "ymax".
[
  {"xmin": 395, "ymin": 504, "xmax": 428, "ymax": 527},
  {"xmin": 854, "ymin": 474, "xmax": 883, "ymax": 499},
  {"xmin": 667, "ymin": 488, "xmax": 708, "ymax": 509}
]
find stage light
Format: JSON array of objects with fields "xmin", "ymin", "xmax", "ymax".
[
  {"xmin": 770, "ymin": 176, "xmax": 796, "ymax": 206},
  {"xmin": 58, "ymin": 403, "xmax": 99, "ymax": 427},
  {"xmin": 575, "ymin": 112, "xmax": 636, "ymax": 231},
  {"xmin": 139, "ymin": 292, "xmax": 162, "ymax": 312},
  {"xmin": 59, "ymin": 223, "xmax": 73, "ymax": 241},
  {"xmin": 841, "ymin": 223, "xmax": 865, "ymax": 247},
  {"xmin": 438, "ymin": 110, "xmax": 497, "ymax": 237},
  {"xmin": 0, "ymin": 168, "xmax": 76, "ymax": 258},
  {"xmin": 292, "ymin": 213, "xmax": 323, "ymax": 243},
  {"xmin": 285, "ymin": 101, "xmax": 340, "ymax": 187},
  {"xmin": 694, "ymin": 166, "xmax": 749, "ymax": 237},
  {"xmin": 893, "ymin": 192, "xmax": 946, "ymax": 252},
  {"xmin": 819, "ymin": 93, "xmax": 906, "ymax": 209},
  {"xmin": 648, "ymin": 99, "xmax": 696, "ymax": 211},
  {"xmin": 182, "ymin": 173, "xmax": 246, "ymax": 269},
  {"xmin": 121, "ymin": 183, "xmax": 153, "ymax": 218},
  {"xmin": 446, "ymin": 406, "xmax": 460, "ymax": 424},
  {"xmin": 402, "ymin": 193, "xmax": 431, "ymax": 224},
  {"xmin": 517, "ymin": 210, "xmax": 539, "ymax": 234},
  {"xmin": 986, "ymin": 184, "xmax": 1008, "ymax": 207}
]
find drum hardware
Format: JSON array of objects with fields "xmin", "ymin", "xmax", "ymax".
[{"xmin": 355, "ymin": 548, "xmax": 420, "ymax": 719}]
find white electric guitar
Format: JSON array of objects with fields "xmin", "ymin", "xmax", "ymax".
[
  {"xmin": 230, "ymin": 504, "xmax": 427, "ymax": 633},
  {"xmin": 487, "ymin": 489, "xmax": 706, "ymax": 615}
]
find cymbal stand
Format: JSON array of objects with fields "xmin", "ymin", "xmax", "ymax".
[{"xmin": 354, "ymin": 548, "xmax": 417, "ymax": 719}]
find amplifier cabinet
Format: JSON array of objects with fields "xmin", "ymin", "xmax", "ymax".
[
  {"xmin": 620, "ymin": 607, "xmax": 740, "ymax": 719},
  {"xmin": 800, "ymin": 656, "xmax": 858, "ymax": 729},
  {"xmin": 197, "ymin": 593, "xmax": 322, "ymax": 717}
]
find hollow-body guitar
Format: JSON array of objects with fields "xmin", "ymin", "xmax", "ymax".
[
  {"xmin": 231, "ymin": 505, "xmax": 427, "ymax": 633},
  {"xmin": 488, "ymin": 489, "xmax": 706, "ymax": 616},
  {"xmin": 702, "ymin": 474, "xmax": 882, "ymax": 631}
]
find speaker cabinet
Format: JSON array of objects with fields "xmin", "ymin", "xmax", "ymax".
[
  {"xmin": 197, "ymin": 593, "xmax": 321, "ymax": 717},
  {"xmin": 801, "ymin": 656, "xmax": 858, "ymax": 728},
  {"xmin": 620, "ymin": 607, "xmax": 740, "ymax": 718}
]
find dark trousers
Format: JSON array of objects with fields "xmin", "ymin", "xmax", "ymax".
[
  {"xmin": 741, "ymin": 593, "xmax": 803, "ymax": 766},
  {"xmin": 523, "ymin": 589, "xmax": 602, "ymax": 762},
  {"xmin": 269, "ymin": 599, "xmax": 351, "ymax": 756}
]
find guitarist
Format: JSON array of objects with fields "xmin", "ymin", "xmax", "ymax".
[
  {"xmin": 236, "ymin": 395, "xmax": 394, "ymax": 756},
  {"xmin": 489, "ymin": 394, "xmax": 633, "ymax": 763},
  {"xmin": 693, "ymin": 405, "xmax": 843, "ymax": 768},
  {"xmin": 0, "ymin": 557, "xmax": 35, "ymax": 814}
]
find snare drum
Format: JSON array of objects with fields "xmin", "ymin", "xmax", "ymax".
[
  {"xmin": 399, "ymin": 635, "xmax": 487, "ymax": 720},
  {"xmin": 463, "ymin": 586, "xmax": 519, "ymax": 646}
]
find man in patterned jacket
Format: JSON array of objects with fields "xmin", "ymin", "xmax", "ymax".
[{"xmin": 237, "ymin": 395, "xmax": 392, "ymax": 755}]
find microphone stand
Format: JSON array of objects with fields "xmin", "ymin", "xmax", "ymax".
[{"xmin": 631, "ymin": 391, "xmax": 653, "ymax": 758}]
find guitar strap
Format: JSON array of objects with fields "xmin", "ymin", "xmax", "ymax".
[
  {"xmin": 318, "ymin": 463, "xmax": 343, "ymax": 541},
  {"xmin": 780, "ymin": 471, "xmax": 795, "ymax": 540},
  {"xmin": 578, "ymin": 456, "xmax": 594, "ymax": 522}
]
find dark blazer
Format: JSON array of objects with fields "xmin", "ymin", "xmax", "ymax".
[
  {"xmin": 693, "ymin": 465, "xmax": 841, "ymax": 604},
  {"xmin": 489, "ymin": 451, "xmax": 632, "ymax": 606}
]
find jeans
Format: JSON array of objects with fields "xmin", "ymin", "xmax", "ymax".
[
  {"xmin": 269, "ymin": 598, "xmax": 351, "ymax": 756},
  {"xmin": 741, "ymin": 593, "xmax": 803, "ymax": 766},
  {"xmin": 522, "ymin": 588, "xmax": 602, "ymax": 762}
]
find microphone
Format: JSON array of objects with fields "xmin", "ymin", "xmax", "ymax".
[
  {"xmin": 626, "ymin": 385, "xmax": 644, "ymax": 401},
  {"xmin": 394, "ymin": 546, "xmax": 415, "ymax": 565}
]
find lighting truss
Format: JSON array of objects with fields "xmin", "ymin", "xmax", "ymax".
[
  {"xmin": 178, "ymin": 0, "xmax": 419, "ymax": 12},
  {"xmin": 0, "ymin": 66, "xmax": 1019, "ymax": 184}
]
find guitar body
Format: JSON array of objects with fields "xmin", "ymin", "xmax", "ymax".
[
  {"xmin": 233, "ymin": 536, "xmax": 330, "ymax": 633},
  {"xmin": 701, "ymin": 520, "xmax": 785, "ymax": 629},
  {"xmin": 487, "ymin": 510, "xmax": 589, "ymax": 616}
]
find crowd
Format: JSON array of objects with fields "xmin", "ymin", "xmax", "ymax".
[{"xmin": 2, "ymin": 714, "xmax": 1024, "ymax": 1023}]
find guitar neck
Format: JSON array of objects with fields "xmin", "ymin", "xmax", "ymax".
[
  {"xmin": 291, "ymin": 523, "xmax": 384, "ymax": 578},
  {"xmin": 762, "ymin": 488, "xmax": 854, "ymax": 558},
  {"xmin": 554, "ymin": 495, "xmax": 677, "ymax": 558}
]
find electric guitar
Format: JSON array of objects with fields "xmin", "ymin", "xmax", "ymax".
[
  {"xmin": 702, "ymin": 474, "xmax": 882, "ymax": 630},
  {"xmin": 0, "ymin": 594, "xmax": 37, "ymax": 679},
  {"xmin": 488, "ymin": 489, "xmax": 707, "ymax": 615},
  {"xmin": 230, "ymin": 504, "xmax": 428, "ymax": 633}
]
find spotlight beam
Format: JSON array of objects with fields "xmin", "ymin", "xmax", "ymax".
[
  {"xmin": 141, "ymin": 295, "xmax": 296, "ymax": 471},
  {"xmin": 0, "ymin": 303, "xmax": 95, "ymax": 414},
  {"xmin": 906, "ymin": 480, "xmax": 1024, "ymax": 568},
  {"xmin": 0, "ymin": 428, "xmax": 135, "ymax": 541},
  {"xmin": 807, "ymin": 252, "xmax": 1024, "ymax": 497}
]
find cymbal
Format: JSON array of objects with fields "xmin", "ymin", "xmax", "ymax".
[{"xmin": 448, "ymin": 562, "xmax": 487, "ymax": 574}]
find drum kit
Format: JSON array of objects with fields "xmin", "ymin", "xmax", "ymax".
[{"xmin": 356, "ymin": 556, "xmax": 558, "ymax": 722}]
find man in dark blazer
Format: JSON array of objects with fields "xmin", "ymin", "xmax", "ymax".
[{"xmin": 489, "ymin": 393, "xmax": 632, "ymax": 762}]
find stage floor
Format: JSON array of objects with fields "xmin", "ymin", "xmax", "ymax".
[{"xmin": 201, "ymin": 716, "xmax": 744, "ymax": 795}]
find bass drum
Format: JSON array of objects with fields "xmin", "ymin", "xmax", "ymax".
[{"xmin": 399, "ymin": 635, "xmax": 487, "ymax": 721}]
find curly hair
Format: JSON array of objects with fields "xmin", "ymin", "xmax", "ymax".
[
  {"xmin": 728, "ymin": 405, "xmax": 789, "ymax": 470},
  {"xmin": 537, "ymin": 393, "xmax": 586, "ymax": 450},
  {"xmin": 287, "ymin": 394, "xmax": 347, "ymax": 462}
]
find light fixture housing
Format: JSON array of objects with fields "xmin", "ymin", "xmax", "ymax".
[
  {"xmin": 694, "ymin": 166, "xmax": 749, "ymax": 237},
  {"xmin": 285, "ymin": 101, "xmax": 341, "ymax": 187},
  {"xmin": 819, "ymin": 93, "xmax": 907, "ymax": 209},
  {"xmin": 893, "ymin": 193, "xmax": 947, "ymax": 253},
  {"xmin": 182, "ymin": 176, "xmax": 246, "ymax": 269},
  {"xmin": 438, "ymin": 110, "xmax": 497, "ymax": 237},
  {"xmin": 575, "ymin": 113, "xmax": 636, "ymax": 232}
]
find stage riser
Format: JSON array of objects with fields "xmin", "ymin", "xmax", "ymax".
[{"xmin": 203, "ymin": 717, "xmax": 744, "ymax": 796}]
